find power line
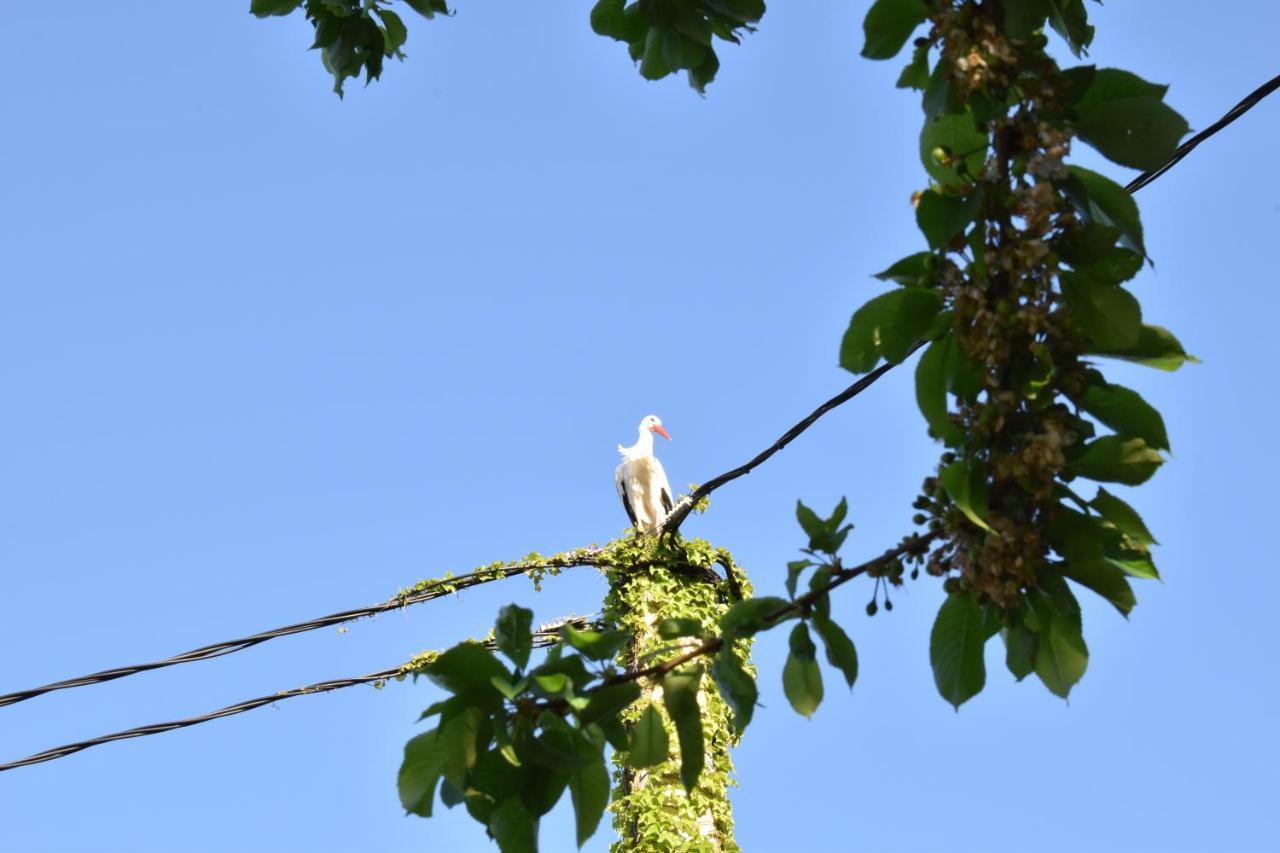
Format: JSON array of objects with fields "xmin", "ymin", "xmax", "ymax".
[
  {"xmin": 0, "ymin": 617, "xmax": 597, "ymax": 773},
  {"xmin": 0, "ymin": 552, "xmax": 606, "ymax": 710},
  {"xmin": 1126, "ymin": 72, "xmax": 1280, "ymax": 194}
]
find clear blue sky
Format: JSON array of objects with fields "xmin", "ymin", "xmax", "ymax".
[{"xmin": 2, "ymin": 3, "xmax": 1277, "ymax": 851}]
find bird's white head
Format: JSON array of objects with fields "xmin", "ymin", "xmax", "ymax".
[{"xmin": 639, "ymin": 414, "xmax": 671, "ymax": 441}]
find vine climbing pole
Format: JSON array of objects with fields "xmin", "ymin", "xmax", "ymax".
[{"xmin": 601, "ymin": 535, "xmax": 751, "ymax": 853}]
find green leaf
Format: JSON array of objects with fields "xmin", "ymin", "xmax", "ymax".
[
  {"xmin": 920, "ymin": 112, "xmax": 988, "ymax": 190},
  {"xmin": 403, "ymin": 0, "xmax": 450, "ymax": 20},
  {"xmin": 719, "ymin": 596, "xmax": 791, "ymax": 637},
  {"xmin": 794, "ymin": 497, "xmax": 853, "ymax": 554},
  {"xmin": 916, "ymin": 190, "xmax": 980, "ymax": 250},
  {"xmin": 1061, "ymin": 274, "xmax": 1141, "ymax": 351},
  {"xmin": 811, "ymin": 615, "xmax": 858, "ymax": 688},
  {"xmin": 1081, "ymin": 378, "xmax": 1169, "ymax": 451},
  {"xmin": 398, "ymin": 727, "xmax": 449, "ymax": 817},
  {"xmin": 639, "ymin": 27, "xmax": 670, "ymax": 80},
  {"xmin": 1091, "ymin": 324, "xmax": 1194, "ymax": 371},
  {"xmin": 627, "ymin": 703, "xmax": 669, "ymax": 768},
  {"xmin": 578, "ymin": 681, "xmax": 641, "ymax": 726},
  {"xmin": 1002, "ymin": 623, "xmax": 1038, "ymax": 681},
  {"xmin": 662, "ymin": 669, "xmax": 705, "ymax": 791},
  {"xmin": 710, "ymin": 647, "xmax": 758, "ymax": 734},
  {"xmin": 1003, "ymin": 0, "xmax": 1050, "ymax": 39},
  {"xmin": 1061, "ymin": 558, "xmax": 1137, "ymax": 616},
  {"xmin": 940, "ymin": 459, "xmax": 994, "ymax": 533},
  {"xmin": 782, "ymin": 623, "xmax": 824, "ymax": 718},
  {"xmin": 1030, "ymin": 583, "xmax": 1089, "ymax": 698},
  {"xmin": 840, "ymin": 288, "xmax": 942, "ymax": 373},
  {"xmin": 374, "ymin": 7, "xmax": 407, "ymax": 56},
  {"xmin": 568, "ymin": 756, "xmax": 610, "ymax": 848},
  {"xmin": 930, "ymin": 593, "xmax": 990, "ymax": 709},
  {"xmin": 861, "ymin": 0, "xmax": 928, "ymax": 59},
  {"xmin": 915, "ymin": 335, "xmax": 963, "ymax": 445},
  {"xmin": 922, "ymin": 57, "xmax": 958, "ymax": 120},
  {"xmin": 1047, "ymin": 0, "xmax": 1094, "ymax": 57},
  {"xmin": 874, "ymin": 251, "xmax": 934, "ymax": 285},
  {"xmin": 495, "ymin": 604, "xmax": 534, "ymax": 670},
  {"xmin": 1074, "ymin": 69, "xmax": 1187, "ymax": 170},
  {"xmin": 590, "ymin": 0, "xmax": 642, "ymax": 41},
  {"xmin": 657, "ymin": 617, "xmax": 704, "ymax": 639},
  {"xmin": 795, "ymin": 500, "xmax": 827, "ymax": 544},
  {"xmin": 250, "ymin": 0, "xmax": 303, "ymax": 17},
  {"xmin": 488, "ymin": 798, "xmax": 538, "ymax": 853},
  {"xmin": 786, "ymin": 560, "xmax": 814, "ymax": 599},
  {"xmin": 1091, "ymin": 488, "xmax": 1157, "ymax": 546},
  {"xmin": 1063, "ymin": 166, "xmax": 1144, "ymax": 255},
  {"xmin": 428, "ymin": 643, "xmax": 510, "ymax": 707},
  {"xmin": 560, "ymin": 624, "xmax": 628, "ymax": 662},
  {"xmin": 1068, "ymin": 435, "xmax": 1163, "ymax": 485},
  {"xmin": 897, "ymin": 43, "xmax": 931, "ymax": 90}
]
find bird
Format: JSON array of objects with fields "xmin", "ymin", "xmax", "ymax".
[{"xmin": 615, "ymin": 415, "xmax": 674, "ymax": 533}]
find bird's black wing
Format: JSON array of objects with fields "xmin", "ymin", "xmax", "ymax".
[{"xmin": 619, "ymin": 482, "xmax": 639, "ymax": 527}]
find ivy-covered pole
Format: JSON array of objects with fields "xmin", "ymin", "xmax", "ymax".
[{"xmin": 603, "ymin": 538, "xmax": 749, "ymax": 852}]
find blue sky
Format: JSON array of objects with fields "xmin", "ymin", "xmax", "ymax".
[{"xmin": 2, "ymin": 2, "xmax": 1277, "ymax": 851}]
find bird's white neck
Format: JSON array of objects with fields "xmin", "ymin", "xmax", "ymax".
[{"xmin": 619, "ymin": 427, "xmax": 654, "ymax": 460}]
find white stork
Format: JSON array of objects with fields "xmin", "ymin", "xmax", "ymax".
[{"xmin": 615, "ymin": 415, "xmax": 674, "ymax": 533}]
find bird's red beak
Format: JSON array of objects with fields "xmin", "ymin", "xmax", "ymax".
[{"xmin": 650, "ymin": 424, "xmax": 671, "ymax": 441}]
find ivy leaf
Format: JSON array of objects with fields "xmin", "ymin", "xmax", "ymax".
[
  {"xmin": 861, "ymin": 0, "xmax": 928, "ymax": 60},
  {"xmin": 488, "ymin": 798, "xmax": 538, "ymax": 853},
  {"xmin": 874, "ymin": 251, "xmax": 934, "ymax": 286},
  {"xmin": 783, "ymin": 623, "xmax": 824, "ymax": 718},
  {"xmin": 711, "ymin": 647, "xmax": 758, "ymax": 734},
  {"xmin": 930, "ymin": 593, "xmax": 991, "ymax": 709},
  {"xmin": 1081, "ymin": 378, "xmax": 1170, "ymax": 451},
  {"xmin": 1061, "ymin": 274, "xmax": 1141, "ymax": 351},
  {"xmin": 920, "ymin": 111, "xmax": 988, "ymax": 190},
  {"xmin": 940, "ymin": 459, "xmax": 994, "ymax": 533},
  {"xmin": 494, "ymin": 604, "xmax": 534, "ymax": 670},
  {"xmin": 398, "ymin": 727, "xmax": 449, "ymax": 817},
  {"xmin": 1092, "ymin": 488, "xmax": 1157, "ymax": 546},
  {"xmin": 1068, "ymin": 435, "xmax": 1163, "ymax": 485},
  {"xmin": 1074, "ymin": 69, "xmax": 1188, "ymax": 170},
  {"xmin": 840, "ymin": 288, "xmax": 943, "ymax": 373},
  {"xmin": 916, "ymin": 190, "xmax": 980, "ymax": 250},
  {"xmin": 662, "ymin": 669, "xmax": 705, "ymax": 791},
  {"xmin": 627, "ymin": 703, "xmax": 669, "ymax": 769},
  {"xmin": 1063, "ymin": 166, "xmax": 1145, "ymax": 256},
  {"xmin": 1002, "ymin": 623, "xmax": 1038, "ymax": 681},
  {"xmin": 811, "ymin": 615, "xmax": 859, "ymax": 688},
  {"xmin": 568, "ymin": 755, "xmax": 610, "ymax": 848},
  {"xmin": 1091, "ymin": 324, "xmax": 1194, "ymax": 371}
]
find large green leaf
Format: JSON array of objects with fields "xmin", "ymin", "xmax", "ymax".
[
  {"xmin": 920, "ymin": 112, "xmax": 988, "ymax": 189},
  {"xmin": 1061, "ymin": 558, "xmax": 1136, "ymax": 616},
  {"xmin": 812, "ymin": 614, "xmax": 859, "ymax": 688},
  {"xmin": 916, "ymin": 190, "xmax": 980, "ymax": 250},
  {"xmin": 1030, "ymin": 581, "xmax": 1089, "ymax": 699},
  {"xmin": 861, "ymin": 0, "xmax": 929, "ymax": 59},
  {"xmin": 1003, "ymin": 0, "xmax": 1050, "ymax": 39},
  {"xmin": 930, "ymin": 593, "xmax": 991, "ymax": 709},
  {"xmin": 495, "ymin": 604, "xmax": 534, "ymax": 670},
  {"xmin": 1091, "ymin": 324, "xmax": 1194, "ymax": 371},
  {"xmin": 627, "ymin": 703, "xmax": 669, "ymax": 769},
  {"xmin": 1068, "ymin": 435, "xmax": 1163, "ymax": 485},
  {"xmin": 427, "ymin": 643, "xmax": 510, "ymax": 708},
  {"xmin": 577, "ymin": 681, "xmax": 641, "ymax": 726},
  {"xmin": 1063, "ymin": 166, "xmax": 1144, "ymax": 255},
  {"xmin": 840, "ymin": 288, "xmax": 942, "ymax": 372},
  {"xmin": 1081, "ymin": 379, "xmax": 1169, "ymax": 451},
  {"xmin": 916, "ymin": 336, "xmax": 962, "ymax": 445},
  {"xmin": 488, "ymin": 798, "xmax": 538, "ymax": 853},
  {"xmin": 560, "ymin": 624, "xmax": 628, "ymax": 662},
  {"xmin": 1074, "ymin": 69, "xmax": 1188, "ymax": 170},
  {"xmin": 662, "ymin": 669, "xmax": 705, "ymax": 791},
  {"xmin": 1091, "ymin": 488, "xmax": 1157, "ymax": 546},
  {"xmin": 1047, "ymin": 0, "xmax": 1094, "ymax": 57},
  {"xmin": 782, "ymin": 623, "xmax": 824, "ymax": 718},
  {"xmin": 874, "ymin": 251, "xmax": 933, "ymax": 286},
  {"xmin": 399, "ymin": 727, "xmax": 449, "ymax": 817},
  {"xmin": 897, "ymin": 42, "xmax": 931, "ymax": 90},
  {"xmin": 568, "ymin": 756, "xmax": 610, "ymax": 848},
  {"xmin": 250, "ymin": 0, "xmax": 303, "ymax": 17},
  {"xmin": 1061, "ymin": 274, "xmax": 1141, "ymax": 350},
  {"xmin": 1002, "ymin": 623, "xmax": 1038, "ymax": 681},
  {"xmin": 711, "ymin": 647, "xmax": 758, "ymax": 734},
  {"xmin": 719, "ymin": 596, "xmax": 791, "ymax": 637}
]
